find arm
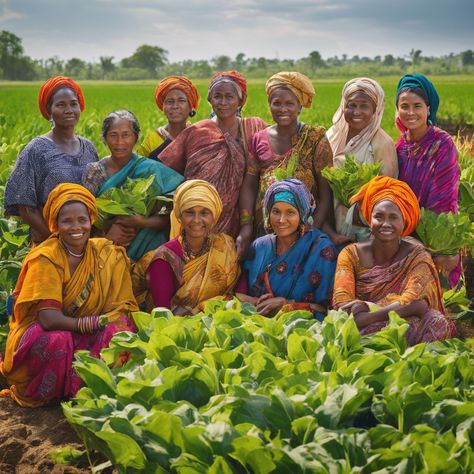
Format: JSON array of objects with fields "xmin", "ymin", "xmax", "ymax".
[
  {"xmin": 332, "ymin": 245, "xmax": 359, "ymax": 308},
  {"xmin": 38, "ymin": 308, "xmax": 79, "ymax": 332},
  {"xmin": 236, "ymin": 172, "xmax": 259, "ymax": 259},
  {"xmin": 18, "ymin": 205, "xmax": 50, "ymax": 243},
  {"xmin": 115, "ymin": 214, "xmax": 170, "ymax": 231}
]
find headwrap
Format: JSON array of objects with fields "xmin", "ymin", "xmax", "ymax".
[
  {"xmin": 38, "ymin": 76, "xmax": 85, "ymax": 120},
  {"xmin": 327, "ymin": 77, "xmax": 384, "ymax": 159},
  {"xmin": 265, "ymin": 72, "xmax": 315, "ymax": 108},
  {"xmin": 396, "ymin": 73, "xmax": 439, "ymax": 130},
  {"xmin": 154, "ymin": 75, "xmax": 200, "ymax": 112},
  {"xmin": 350, "ymin": 176, "xmax": 420, "ymax": 237},
  {"xmin": 264, "ymin": 178, "xmax": 315, "ymax": 224},
  {"xmin": 207, "ymin": 70, "xmax": 247, "ymax": 106},
  {"xmin": 173, "ymin": 179, "xmax": 223, "ymax": 224},
  {"xmin": 43, "ymin": 183, "xmax": 98, "ymax": 233}
]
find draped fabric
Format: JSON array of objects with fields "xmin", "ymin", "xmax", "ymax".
[
  {"xmin": 333, "ymin": 243, "xmax": 455, "ymax": 345},
  {"xmin": 159, "ymin": 118, "xmax": 267, "ymax": 237},
  {"xmin": 0, "ymin": 237, "xmax": 138, "ymax": 407}
]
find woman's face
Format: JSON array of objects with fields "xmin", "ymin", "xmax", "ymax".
[
  {"xmin": 163, "ymin": 89, "xmax": 192, "ymax": 125},
  {"xmin": 397, "ymin": 91, "xmax": 429, "ymax": 133},
  {"xmin": 57, "ymin": 201, "xmax": 91, "ymax": 251},
  {"xmin": 181, "ymin": 205, "xmax": 214, "ymax": 240},
  {"xmin": 370, "ymin": 200, "xmax": 404, "ymax": 243},
  {"xmin": 344, "ymin": 91, "xmax": 376, "ymax": 133},
  {"xmin": 105, "ymin": 118, "xmax": 138, "ymax": 161},
  {"xmin": 208, "ymin": 82, "xmax": 241, "ymax": 120},
  {"xmin": 269, "ymin": 201, "xmax": 300, "ymax": 238},
  {"xmin": 269, "ymin": 88, "xmax": 302, "ymax": 127},
  {"xmin": 49, "ymin": 87, "xmax": 81, "ymax": 128}
]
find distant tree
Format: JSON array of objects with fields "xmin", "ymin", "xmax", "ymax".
[
  {"xmin": 99, "ymin": 56, "xmax": 115, "ymax": 77},
  {"xmin": 257, "ymin": 57, "xmax": 267, "ymax": 69},
  {"xmin": 0, "ymin": 30, "xmax": 37, "ymax": 79},
  {"xmin": 44, "ymin": 56, "xmax": 64, "ymax": 76},
  {"xmin": 308, "ymin": 50, "xmax": 325, "ymax": 69},
  {"xmin": 122, "ymin": 45, "xmax": 168, "ymax": 75},
  {"xmin": 213, "ymin": 55, "xmax": 231, "ymax": 71},
  {"xmin": 65, "ymin": 57, "xmax": 86, "ymax": 78},
  {"xmin": 234, "ymin": 52, "xmax": 246, "ymax": 70},
  {"xmin": 409, "ymin": 49, "xmax": 423, "ymax": 65},
  {"xmin": 383, "ymin": 54, "xmax": 395, "ymax": 66},
  {"xmin": 461, "ymin": 49, "xmax": 474, "ymax": 66}
]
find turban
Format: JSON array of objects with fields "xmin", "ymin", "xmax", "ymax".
[
  {"xmin": 265, "ymin": 72, "xmax": 315, "ymax": 108},
  {"xmin": 43, "ymin": 183, "xmax": 98, "ymax": 233},
  {"xmin": 38, "ymin": 76, "xmax": 85, "ymax": 120},
  {"xmin": 350, "ymin": 176, "xmax": 420, "ymax": 237},
  {"xmin": 207, "ymin": 70, "xmax": 247, "ymax": 106},
  {"xmin": 264, "ymin": 178, "xmax": 315, "ymax": 224},
  {"xmin": 154, "ymin": 75, "xmax": 200, "ymax": 112},
  {"xmin": 396, "ymin": 73, "xmax": 439, "ymax": 129}
]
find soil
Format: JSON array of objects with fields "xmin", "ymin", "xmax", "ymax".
[{"xmin": 438, "ymin": 119, "xmax": 474, "ymax": 141}]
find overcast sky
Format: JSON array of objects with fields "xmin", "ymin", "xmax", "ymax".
[{"xmin": 1, "ymin": 0, "xmax": 473, "ymax": 63}]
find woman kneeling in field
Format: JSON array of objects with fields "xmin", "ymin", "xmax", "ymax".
[
  {"xmin": 132, "ymin": 180, "xmax": 240, "ymax": 315},
  {"xmin": 0, "ymin": 184, "xmax": 138, "ymax": 407},
  {"xmin": 237, "ymin": 178, "xmax": 337, "ymax": 320},
  {"xmin": 137, "ymin": 75, "xmax": 200, "ymax": 159},
  {"xmin": 82, "ymin": 110, "xmax": 184, "ymax": 261},
  {"xmin": 332, "ymin": 176, "xmax": 456, "ymax": 345}
]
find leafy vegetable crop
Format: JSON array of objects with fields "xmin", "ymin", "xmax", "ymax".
[{"xmin": 62, "ymin": 301, "xmax": 474, "ymax": 473}]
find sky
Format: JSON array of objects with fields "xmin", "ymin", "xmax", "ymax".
[{"xmin": 1, "ymin": 0, "xmax": 473, "ymax": 63}]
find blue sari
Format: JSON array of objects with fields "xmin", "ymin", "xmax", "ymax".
[
  {"xmin": 98, "ymin": 153, "xmax": 184, "ymax": 261},
  {"xmin": 244, "ymin": 229, "xmax": 337, "ymax": 320}
]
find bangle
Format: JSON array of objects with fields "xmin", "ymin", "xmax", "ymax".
[{"xmin": 240, "ymin": 209, "xmax": 254, "ymax": 226}]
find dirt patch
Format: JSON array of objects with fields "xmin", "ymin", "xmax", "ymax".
[{"xmin": 437, "ymin": 120, "xmax": 474, "ymax": 141}]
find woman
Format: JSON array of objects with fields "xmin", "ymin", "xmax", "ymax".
[
  {"xmin": 326, "ymin": 77, "xmax": 398, "ymax": 241},
  {"xmin": 137, "ymin": 75, "xmax": 200, "ymax": 159},
  {"xmin": 395, "ymin": 74, "xmax": 460, "ymax": 287},
  {"xmin": 333, "ymin": 176, "xmax": 456, "ymax": 345},
  {"xmin": 237, "ymin": 178, "xmax": 337, "ymax": 320},
  {"xmin": 0, "ymin": 184, "xmax": 138, "ymax": 407},
  {"xmin": 82, "ymin": 110, "xmax": 184, "ymax": 261},
  {"xmin": 237, "ymin": 72, "xmax": 333, "ymax": 257},
  {"xmin": 4, "ymin": 76, "xmax": 98, "ymax": 244},
  {"xmin": 159, "ymin": 71, "xmax": 267, "ymax": 238},
  {"xmin": 132, "ymin": 180, "xmax": 240, "ymax": 315}
]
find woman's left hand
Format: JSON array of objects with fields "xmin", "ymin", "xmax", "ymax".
[
  {"xmin": 115, "ymin": 214, "xmax": 146, "ymax": 229},
  {"xmin": 256, "ymin": 296, "xmax": 287, "ymax": 316}
]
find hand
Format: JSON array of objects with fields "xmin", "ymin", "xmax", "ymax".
[
  {"xmin": 338, "ymin": 300, "xmax": 359, "ymax": 313},
  {"xmin": 330, "ymin": 233, "xmax": 355, "ymax": 246},
  {"xmin": 105, "ymin": 223, "xmax": 137, "ymax": 247},
  {"xmin": 256, "ymin": 295, "xmax": 287, "ymax": 317},
  {"xmin": 30, "ymin": 227, "xmax": 50, "ymax": 244},
  {"xmin": 115, "ymin": 214, "xmax": 146, "ymax": 229},
  {"xmin": 351, "ymin": 302, "xmax": 370, "ymax": 316},
  {"xmin": 236, "ymin": 293, "xmax": 259, "ymax": 306},
  {"xmin": 236, "ymin": 224, "xmax": 253, "ymax": 260},
  {"xmin": 434, "ymin": 254, "xmax": 459, "ymax": 277}
]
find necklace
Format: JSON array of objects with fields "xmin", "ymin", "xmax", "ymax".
[
  {"xmin": 61, "ymin": 240, "xmax": 85, "ymax": 258},
  {"xmin": 182, "ymin": 236, "xmax": 211, "ymax": 262}
]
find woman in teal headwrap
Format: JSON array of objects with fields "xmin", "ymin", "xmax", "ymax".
[
  {"xmin": 395, "ymin": 74, "xmax": 460, "ymax": 287},
  {"xmin": 82, "ymin": 110, "xmax": 184, "ymax": 261},
  {"xmin": 237, "ymin": 178, "xmax": 337, "ymax": 320}
]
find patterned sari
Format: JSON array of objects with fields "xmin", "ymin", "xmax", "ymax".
[
  {"xmin": 159, "ymin": 118, "xmax": 267, "ymax": 238},
  {"xmin": 333, "ymin": 243, "xmax": 455, "ymax": 345},
  {"xmin": 0, "ymin": 237, "xmax": 138, "ymax": 407}
]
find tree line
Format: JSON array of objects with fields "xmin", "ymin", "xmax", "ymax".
[{"xmin": 1, "ymin": 30, "xmax": 473, "ymax": 81}]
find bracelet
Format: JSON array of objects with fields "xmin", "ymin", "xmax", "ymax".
[
  {"xmin": 240, "ymin": 209, "xmax": 254, "ymax": 225},
  {"xmin": 76, "ymin": 316, "xmax": 101, "ymax": 335}
]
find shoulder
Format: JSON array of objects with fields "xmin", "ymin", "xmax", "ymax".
[
  {"xmin": 90, "ymin": 238, "xmax": 130, "ymax": 266},
  {"xmin": 19, "ymin": 136, "xmax": 51, "ymax": 158},
  {"xmin": 432, "ymin": 126, "xmax": 454, "ymax": 143},
  {"xmin": 337, "ymin": 242, "xmax": 359, "ymax": 262},
  {"xmin": 371, "ymin": 128, "xmax": 395, "ymax": 147},
  {"xmin": 242, "ymin": 116, "xmax": 268, "ymax": 129},
  {"xmin": 304, "ymin": 123, "xmax": 327, "ymax": 139},
  {"xmin": 212, "ymin": 233, "xmax": 237, "ymax": 253},
  {"xmin": 77, "ymin": 136, "xmax": 98, "ymax": 152}
]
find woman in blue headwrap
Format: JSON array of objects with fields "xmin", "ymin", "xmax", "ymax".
[
  {"xmin": 236, "ymin": 178, "xmax": 337, "ymax": 319},
  {"xmin": 395, "ymin": 74, "xmax": 460, "ymax": 287}
]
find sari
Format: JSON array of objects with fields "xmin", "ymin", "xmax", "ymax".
[
  {"xmin": 244, "ymin": 229, "xmax": 337, "ymax": 320},
  {"xmin": 82, "ymin": 153, "xmax": 184, "ymax": 261},
  {"xmin": 159, "ymin": 117, "xmax": 267, "ymax": 238},
  {"xmin": 0, "ymin": 237, "xmax": 138, "ymax": 407},
  {"xmin": 333, "ymin": 243, "xmax": 456, "ymax": 345},
  {"xmin": 136, "ymin": 128, "xmax": 170, "ymax": 159},
  {"xmin": 132, "ymin": 233, "xmax": 240, "ymax": 314}
]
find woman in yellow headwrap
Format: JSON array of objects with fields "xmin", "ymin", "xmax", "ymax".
[
  {"xmin": 0, "ymin": 183, "xmax": 138, "ymax": 407},
  {"xmin": 237, "ymin": 71, "xmax": 334, "ymax": 258},
  {"xmin": 332, "ymin": 176, "xmax": 456, "ymax": 345},
  {"xmin": 137, "ymin": 75, "xmax": 201, "ymax": 159},
  {"xmin": 132, "ymin": 179, "xmax": 240, "ymax": 315}
]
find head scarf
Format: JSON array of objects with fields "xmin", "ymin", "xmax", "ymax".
[
  {"xmin": 207, "ymin": 70, "xmax": 247, "ymax": 106},
  {"xmin": 327, "ymin": 77, "xmax": 384, "ymax": 160},
  {"xmin": 350, "ymin": 176, "xmax": 420, "ymax": 236},
  {"xmin": 396, "ymin": 74, "xmax": 439, "ymax": 131},
  {"xmin": 38, "ymin": 76, "xmax": 85, "ymax": 120},
  {"xmin": 264, "ymin": 178, "xmax": 315, "ymax": 224},
  {"xmin": 265, "ymin": 72, "xmax": 315, "ymax": 108},
  {"xmin": 43, "ymin": 183, "xmax": 98, "ymax": 233},
  {"xmin": 154, "ymin": 75, "xmax": 200, "ymax": 112},
  {"xmin": 173, "ymin": 179, "xmax": 223, "ymax": 224}
]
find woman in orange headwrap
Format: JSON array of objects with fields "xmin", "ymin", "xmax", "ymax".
[
  {"xmin": 0, "ymin": 183, "xmax": 137, "ymax": 407},
  {"xmin": 332, "ymin": 176, "xmax": 455, "ymax": 345},
  {"xmin": 159, "ymin": 71, "xmax": 267, "ymax": 238},
  {"xmin": 137, "ymin": 75, "xmax": 200, "ymax": 159},
  {"xmin": 4, "ymin": 76, "xmax": 98, "ymax": 244}
]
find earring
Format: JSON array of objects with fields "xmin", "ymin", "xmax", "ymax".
[
  {"xmin": 49, "ymin": 118, "xmax": 55, "ymax": 129},
  {"xmin": 189, "ymin": 110, "xmax": 196, "ymax": 117},
  {"xmin": 300, "ymin": 224, "xmax": 305, "ymax": 237}
]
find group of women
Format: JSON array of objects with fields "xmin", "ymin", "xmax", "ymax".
[{"xmin": 0, "ymin": 70, "xmax": 459, "ymax": 407}]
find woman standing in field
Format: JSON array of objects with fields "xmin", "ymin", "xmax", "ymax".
[
  {"xmin": 236, "ymin": 72, "xmax": 333, "ymax": 258},
  {"xmin": 333, "ymin": 176, "xmax": 455, "ymax": 345},
  {"xmin": 326, "ymin": 77, "xmax": 398, "ymax": 242},
  {"xmin": 158, "ymin": 71, "xmax": 267, "ymax": 239},
  {"xmin": 0, "ymin": 184, "xmax": 137, "ymax": 407},
  {"xmin": 82, "ymin": 110, "xmax": 184, "ymax": 261},
  {"xmin": 4, "ymin": 76, "xmax": 98, "ymax": 244},
  {"xmin": 395, "ymin": 74, "xmax": 460, "ymax": 287},
  {"xmin": 137, "ymin": 76, "xmax": 200, "ymax": 159}
]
